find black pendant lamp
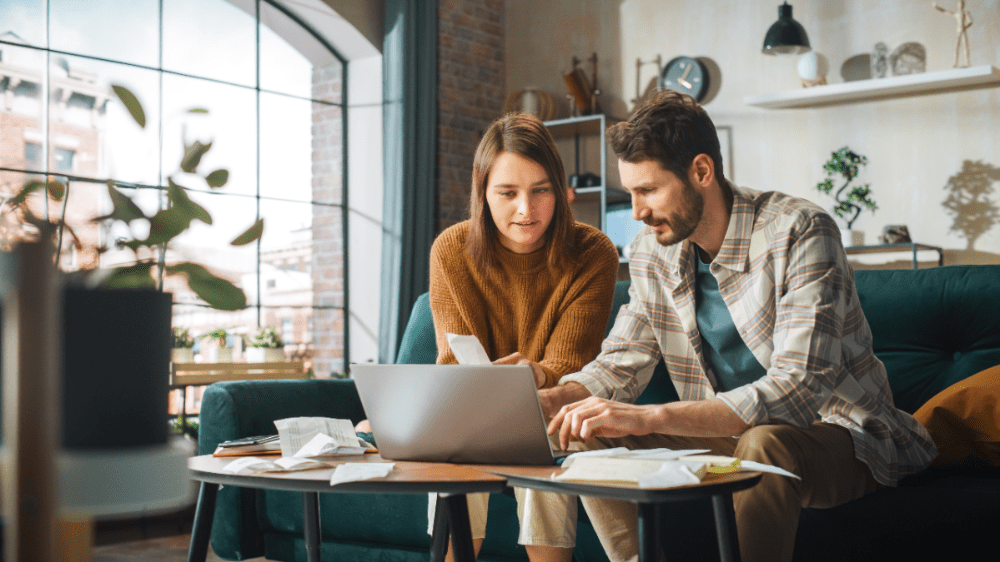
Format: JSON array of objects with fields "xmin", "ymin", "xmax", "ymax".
[{"xmin": 762, "ymin": 2, "xmax": 811, "ymax": 55}]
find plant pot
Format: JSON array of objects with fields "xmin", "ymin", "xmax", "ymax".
[
  {"xmin": 62, "ymin": 287, "xmax": 172, "ymax": 450},
  {"xmin": 841, "ymin": 229, "xmax": 864, "ymax": 248},
  {"xmin": 171, "ymin": 347, "xmax": 194, "ymax": 363},
  {"xmin": 205, "ymin": 347, "xmax": 232, "ymax": 363},
  {"xmin": 246, "ymin": 347, "xmax": 285, "ymax": 363}
]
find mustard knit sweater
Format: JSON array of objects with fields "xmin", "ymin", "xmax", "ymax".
[{"xmin": 429, "ymin": 220, "xmax": 620, "ymax": 388}]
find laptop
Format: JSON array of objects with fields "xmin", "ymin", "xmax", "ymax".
[{"xmin": 351, "ymin": 364, "xmax": 571, "ymax": 465}]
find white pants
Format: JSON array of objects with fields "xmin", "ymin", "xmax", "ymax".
[{"xmin": 427, "ymin": 487, "xmax": 577, "ymax": 547}]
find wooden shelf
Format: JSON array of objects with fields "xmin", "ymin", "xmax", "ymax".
[{"xmin": 744, "ymin": 65, "xmax": 1000, "ymax": 109}]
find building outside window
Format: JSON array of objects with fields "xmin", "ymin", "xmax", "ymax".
[{"xmin": 0, "ymin": 0, "xmax": 349, "ymax": 376}]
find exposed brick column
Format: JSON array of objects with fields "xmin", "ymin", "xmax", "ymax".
[
  {"xmin": 311, "ymin": 62, "xmax": 345, "ymax": 378},
  {"xmin": 435, "ymin": 0, "xmax": 505, "ymax": 234}
]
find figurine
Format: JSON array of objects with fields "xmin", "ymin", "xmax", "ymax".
[{"xmin": 933, "ymin": 0, "xmax": 974, "ymax": 68}]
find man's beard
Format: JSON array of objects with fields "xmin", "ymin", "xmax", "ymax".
[{"xmin": 644, "ymin": 177, "xmax": 705, "ymax": 247}]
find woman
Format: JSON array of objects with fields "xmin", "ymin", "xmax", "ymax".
[{"xmin": 428, "ymin": 112, "xmax": 619, "ymax": 562}]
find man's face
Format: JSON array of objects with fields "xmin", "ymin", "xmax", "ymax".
[{"xmin": 619, "ymin": 159, "xmax": 704, "ymax": 247}]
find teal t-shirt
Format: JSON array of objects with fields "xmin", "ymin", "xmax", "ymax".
[{"xmin": 694, "ymin": 253, "xmax": 767, "ymax": 392}]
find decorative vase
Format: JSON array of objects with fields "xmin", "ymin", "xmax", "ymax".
[
  {"xmin": 171, "ymin": 347, "xmax": 194, "ymax": 363},
  {"xmin": 62, "ymin": 287, "xmax": 172, "ymax": 449},
  {"xmin": 206, "ymin": 347, "xmax": 232, "ymax": 363},
  {"xmin": 841, "ymin": 229, "xmax": 864, "ymax": 248},
  {"xmin": 246, "ymin": 347, "xmax": 285, "ymax": 363}
]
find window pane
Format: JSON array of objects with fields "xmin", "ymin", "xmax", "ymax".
[
  {"xmin": 260, "ymin": 93, "xmax": 329, "ymax": 202},
  {"xmin": 257, "ymin": 199, "xmax": 312, "ymax": 308},
  {"xmin": 50, "ymin": 0, "xmax": 159, "ymax": 67},
  {"xmin": 162, "ymin": 74, "xmax": 256, "ymax": 197},
  {"xmin": 50, "ymin": 54, "xmax": 161, "ymax": 185},
  {"xmin": 171, "ymin": 303, "xmax": 255, "ymax": 363},
  {"xmin": 0, "ymin": 0, "xmax": 46, "ymax": 48},
  {"xmin": 1, "ymin": 43, "xmax": 45, "ymax": 172},
  {"xmin": 165, "ymin": 188, "xmax": 258, "ymax": 309},
  {"xmin": 260, "ymin": 2, "xmax": 341, "ymax": 103},
  {"xmin": 163, "ymin": 0, "xmax": 255, "ymax": 88}
]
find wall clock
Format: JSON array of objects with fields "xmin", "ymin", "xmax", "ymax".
[{"xmin": 659, "ymin": 56, "xmax": 709, "ymax": 102}]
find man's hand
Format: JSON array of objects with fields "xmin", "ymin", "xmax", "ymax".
[
  {"xmin": 493, "ymin": 352, "xmax": 546, "ymax": 388},
  {"xmin": 547, "ymin": 397, "xmax": 661, "ymax": 451},
  {"xmin": 538, "ymin": 381, "xmax": 592, "ymax": 420}
]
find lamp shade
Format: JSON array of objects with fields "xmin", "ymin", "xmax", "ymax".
[{"xmin": 762, "ymin": 2, "xmax": 811, "ymax": 55}]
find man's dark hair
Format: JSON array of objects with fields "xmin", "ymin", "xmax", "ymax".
[{"xmin": 608, "ymin": 90, "xmax": 725, "ymax": 184}]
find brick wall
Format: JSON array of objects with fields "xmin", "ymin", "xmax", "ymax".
[
  {"xmin": 435, "ymin": 0, "xmax": 505, "ymax": 233},
  {"xmin": 311, "ymin": 62, "xmax": 345, "ymax": 377}
]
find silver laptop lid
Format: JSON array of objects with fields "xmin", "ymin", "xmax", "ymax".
[{"xmin": 351, "ymin": 364, "xmax": 561, "ymax": 465}]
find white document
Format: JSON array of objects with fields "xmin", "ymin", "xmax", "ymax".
[
  {"xmin": 223, "ymin": 456, "xmax": 326, "ymax": 474},
  {"xmin": 561, "ymin": 448, "xmax": 711, "ymax": 469},
  {"xmin": 446, "ymin": 333, "xmax": 492, "ymax": 365},
  {"xmin": 556, "ymin": 456, "xmax": 708, "ymax": 488},
  {"xmin": 273, "ymin": 417, "xmax": 375, "ymax": 458},
  {"xmin": 329, "ymin": 462, "xmax": 395, "ymax": 485},
  {"xmin": 293, "ymin": 432, "xmax": 369, "ymax": 458}
]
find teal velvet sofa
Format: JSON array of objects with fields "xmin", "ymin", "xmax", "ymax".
[{"xmin": 198, "ymin": 265, "xmax": 1000, "ymax": 561}]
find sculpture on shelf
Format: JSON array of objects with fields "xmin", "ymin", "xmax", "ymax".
[
  {"xmin": 933, "ymin": 0, "xmax": 973, "ymax": 68},
  {"xmin": 880, "ymin": 225, "xmax": 912, "ymax": 244},
  {"xmin": 871, "ymin": 42, "xmax": 889, "ymax": 78},
  {"xmin": 797, "ymin": 51, "xmax": 829, "ymax": 87},
  {"xmin": 816, "ymin": 146, "xmax": 877, "ymax": 231},
  {"xmin": 890, "ymin": 42, "xmax": 927, "ymax": 75}
]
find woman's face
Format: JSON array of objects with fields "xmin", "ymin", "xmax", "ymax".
[{"xmin": 485, "ymin": 151, "xmax": 556, "ymax": 254}]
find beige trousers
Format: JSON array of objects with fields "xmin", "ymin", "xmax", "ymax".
[
  {"xmin": 570, "ymin": 423, "xmax": 880, "ymax": 562},
  {"xmin": 427, "ymin": 488, "xmax": 577, "ymax": 547}
]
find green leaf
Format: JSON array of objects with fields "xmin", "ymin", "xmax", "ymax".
[
  {"xmin": 188, "ymin": 107, "xmax": 209, "ymax": 114},
  {"xmin": 205, "ymin": 169, "xmax": 229, "ymax": 188},
  {"xmin": 95, "ymin": 182, "xmax": 146, "ymax": 224},
  {"xmin": 9, "ymin": 180, "xmax": 46, "ymax": 207},
  {"xmin": 102, "ymin": 262, "xmax": 156, "ymax": 289},
  {"xmin": 180, "ymin": 140, "xmax": 212, "ymax": 173},
  {"xmin": 46, "ymin": 180, "xmax": 65, "ymax": 202},
  {"xmin": 230, "ymin": 218, "xmax": 264, "ymax": 246},
  {"xmin": 167, "ymin": 262, "xmax": 247, "ymax": 311},
  {"xmin": 143, "ymin": 206, "xmax": 191, "ymax": 246},
  {"xmin": 167, "ymin": 179, "xmax": 212, "ymax": 225},
  {"xmin": 112, "ymin": 85, "xmax": 146, "ymax": 128}
]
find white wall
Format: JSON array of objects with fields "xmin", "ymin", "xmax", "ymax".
[{"xmin": 505, "ymin": 0, "xmax": 1000, "ymax": 266}]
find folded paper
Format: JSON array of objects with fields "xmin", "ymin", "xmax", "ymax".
[{"xmin": 329, "ymin": 462, "xmax": 395, "ymax": 485}]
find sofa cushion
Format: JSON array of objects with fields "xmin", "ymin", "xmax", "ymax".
[
  {"xmin": 913, "ymin": 364, "xmax": 1000, "ymax": 468},
  {"xmin": 854, "ymin": 266, "xmax": 1000, "ymax": 413}
]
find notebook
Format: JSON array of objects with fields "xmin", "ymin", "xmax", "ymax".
[{"xmin": 351, "ymin": 364, "xmax": 570, "ymax": 465}]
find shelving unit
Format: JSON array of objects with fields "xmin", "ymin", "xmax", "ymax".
[
  {"xmin": 744, "ymin": 64, "xmax": 1000, "ymax": 109},
  {"xmin": 543, "ymin": 114, "xmax": 628, "ymax": 233}
]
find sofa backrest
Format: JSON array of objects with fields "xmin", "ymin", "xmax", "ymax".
[{"xmin": 395, "ymin": 265, "xmax": 1000, "ymax": 414}]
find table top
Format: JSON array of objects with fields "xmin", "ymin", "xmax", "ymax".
[
  {"xmin": 188, "ymin": 454, "xmax": 508, "ymax": 495},
  {"xmin": 480, "ymin": 464, "xmax": 763, "ymax": 504}
]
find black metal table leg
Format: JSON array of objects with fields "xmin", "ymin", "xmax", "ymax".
[
  {"xmin": 440, "ymin": 494, "xmax": 476, "ymax": 562},
  {"xmin": 637, "ymin": 502, "xmax": 661, "ymax": 562},
  {"xmin": 187, "ymin": 482, "xmax": 219, "ymax": 562},
  {"xmin": 429, "ymin": 493, "xmax": 451, "ymax": 562},
  {"xmin": 303, "ymin": 491, "xmax": 321, "ymax": 562},
  {"xmin": 711, "ymin": 494, "xmax": 741, "ymax": 562}
]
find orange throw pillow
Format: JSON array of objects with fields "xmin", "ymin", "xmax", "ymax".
[{"xmin": 913, "ymin": 365, "xmax": 1000, "ymax": 468}]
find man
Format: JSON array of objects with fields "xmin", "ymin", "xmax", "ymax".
[{"xmin": 537, "ymin": 90, "xmax": 937, "ymax": 562}]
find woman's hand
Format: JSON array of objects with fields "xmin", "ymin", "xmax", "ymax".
[
  {"xmin": 354, "ymin": 419, "xmax": 371, "ymax": 433},
  {"xmin": 493, "ymin": 352, "xmax": 546, "ymax": 388}
]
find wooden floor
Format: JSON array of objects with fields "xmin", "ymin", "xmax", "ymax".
[{"xmin": 91, "ymin": 507, "xmax": 267, "ymax": 562}]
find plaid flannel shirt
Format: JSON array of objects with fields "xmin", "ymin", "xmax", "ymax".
[{"xmin": 563, "ymin": 183, "xmax": 937, "ymax": 486}]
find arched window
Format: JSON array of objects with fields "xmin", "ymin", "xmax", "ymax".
[{"xmin": 0, "ymin": 0, "xmax": 350, "ymax": 377}]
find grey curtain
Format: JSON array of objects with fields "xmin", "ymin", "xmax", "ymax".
[{"xmin": 379, "ymin": 0, "xmax": 437, "ymax": 363}]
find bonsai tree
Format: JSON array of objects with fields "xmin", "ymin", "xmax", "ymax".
[
  {"xmin": 172, "ymin": 327, "xmax": 194, "ymax": 349},
  {"xmin": 0, "ymin": 85, "xmax": 263, "ymax": 311},
  {"xmin": 247, "ymin": 326, "xmax": 284, "ymax": 348},
  {"xmin": 816, "ymin": 146, "xmax": 877, "ymax": 230}
]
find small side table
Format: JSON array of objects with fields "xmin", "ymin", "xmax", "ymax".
[
  {"xmin": 487, "ymin": 467, "xmax": 762, "ymax": 562},
  {"xmin": 844, "ymin": 242, "xmax": 944, "ymax": 269}
]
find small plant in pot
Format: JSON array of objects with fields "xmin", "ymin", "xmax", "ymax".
[
  {"xmin": 816, "ymin": 146, "xmax": 877, "ymax": 247},
  {"xmin": 171, "ymin": 326, "xmax": 195, "ymax": 363},
  {"xmin": 246, "ymin": 326, "xmax": 286, "ymax": 363},
  {"xmin": 203, "ymin": 328, "xmax": 232, "ymax": 363}
]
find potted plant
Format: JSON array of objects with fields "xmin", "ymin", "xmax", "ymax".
[
  {"xmin": 245, "ymin": 326, "xmax": 286, "ymax": 363},
  {"xmin": 1, "ymin": 85, "xmax": 263, "ymax": 450},
  {"xmin": 172, "ymin": 327, "xmax": 195, "ymax": 363},
  {"xmin": 816, "ymin": 146, "xmax": 877, "ymax": 247},
  {"xmin": 203, "ymin": 328, "xmax": 232, "ymax": 363}
]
